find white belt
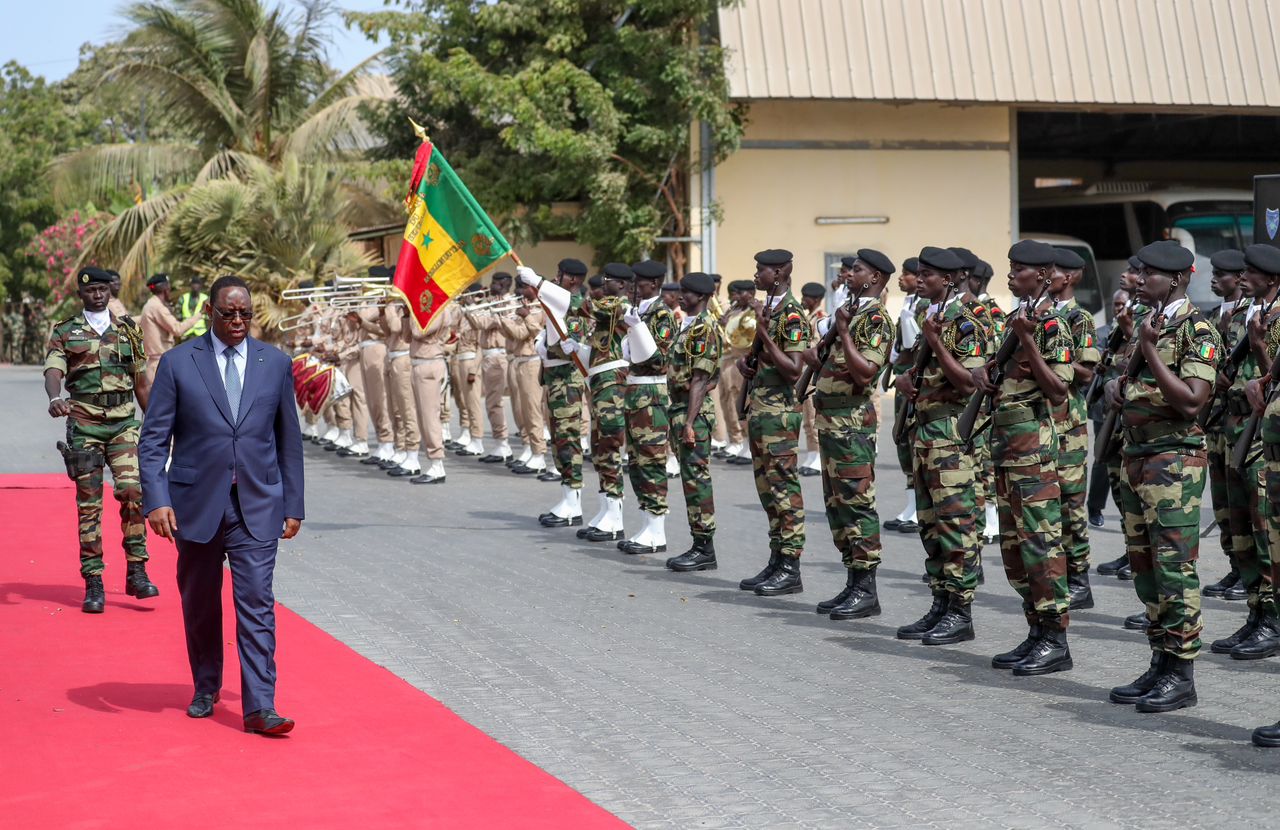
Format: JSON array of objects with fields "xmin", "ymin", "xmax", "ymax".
[
  {"xmin": 412, "ymin": 357, "xmax": 446, "ymax": 366},
  {"xmin": 627, "ymin": 375, "xmax": 667, "ymax": 385},
  {"xmin": 388, "ymin": 350, "xmax": 410, "ymax": 359},
  {"xmin": 588, "ymin": 359, "xmax": 628, "ymax": 378},
  {"xmin": 542, "ymin": 359, "xmax": 570, "ymax": 368},
  {"xmin": 483, "ymin": 348, "xmax": 507, "ymax": 356},
  {"xmin": 455, "ymin": 351, "xmax": 478, "ymax": 361},
  {"xmin": 359, "ymin": 340, "xmax": 381, "ymax": 348},
  {"xmin": 512, "ymin": 355, "xmax": 539, "ymax": 364}
]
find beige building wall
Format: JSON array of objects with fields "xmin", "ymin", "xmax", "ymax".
[{"xmin": 711, "ymin": 100, "xmax": 1015, "ymax": 311}]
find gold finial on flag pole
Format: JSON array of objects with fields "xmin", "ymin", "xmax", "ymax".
[{"xmin": 408, "ymin": 117, "xmax": 430, "ymax": 144}]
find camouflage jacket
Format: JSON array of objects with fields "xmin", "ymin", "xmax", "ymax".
[
  {"xmin": 547, "ymin": 292, "xmax": 586, "ymax": 363},
  {"xmin": 44, "ymin": 311, "xmax": 146, "ymax": 424},
  {"xmin": 916, "ymin": 296, "xmax": 989, "ymax": 413},
  {"xmin": 890, "ymin": 294, "xmax": 929, "ymax": 376},
  {"xmin": 980, "ymin": 293, "xmax": 1007, "ymax": 338},
  {"xmin": 753, "ymin": 290, "xmax": 809, "ymax": 389},
  {"xmin": 630, "ymin": 296, "xmax": 677, "ymax": 376},
  {"xmin": 995, "ymin": 304, "xmax": 1075, "ymax": 411},
  {"xmin": 814, "ymin": 298, "xmax": 894, "ymax": 431},
  {"xmin": 1228, "ymin": 301, "xmax": 1280, "ymax": 399},
  {"xmin": 577, "ymin": 295, "xmax": 628, "ymax": 369},
  {"xmin": 669, "ymin": 309, "xmax": 722, "ymax": 407},
  {"xmin": 1053, "ymin": 297, "xmax": 1102, "ymax": 429}
]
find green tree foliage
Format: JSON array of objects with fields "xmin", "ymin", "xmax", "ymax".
[{"xmin": 354, "ymin": 0, "xmax": 744, "ymax": 271}]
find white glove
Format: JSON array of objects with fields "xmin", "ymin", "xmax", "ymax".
[
  {"xmin": 623, "ymin": 306, "xmax": 642, "ymax": 328},
  {"xmin": 560, "ymin": 339, "xmax": 580, "ymax": 355},
  {"xmin": 516, "ymin": 266, "xmax": 541, "ymax": 287}
]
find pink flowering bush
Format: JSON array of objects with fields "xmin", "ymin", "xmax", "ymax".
[{"xmin": 23, "ymin": 211, "xmax": 110, "ymax": 305}]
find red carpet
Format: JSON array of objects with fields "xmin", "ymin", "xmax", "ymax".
[{"xmin": 0, "ymin": 475, "xmax": 625, "ymax": 829}]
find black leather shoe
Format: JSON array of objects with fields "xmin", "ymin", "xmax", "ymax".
[
  {"xmin": 897, "ymin": 520, "xmax": 920, "ymax": 533},
  {"xmin": 882, "ymin": 518, "xmax": 903, "ymax": 531},
  {"xmin": 992, "ymin": 625, "xmax": 1042, "ymax": 669},
  {"xmin": 359, "ymin": 455, "xmax": 383, "ymax": 465},
  {"xmin": 799, "ymin": 467, "xmax": 820, "ymax": 477},
  {"xmin": 244, "ymin": 709, "xmax": 295, "ymax": 735},
  {"xmin": 1012, "ymin": 628, "xmax": 1073, "ymax": 676},
  {"xmin": 540, "ymin": 513, "xmax": 583, "ymax": 527},
  {"xmin": 82, "ymin": 575, "xmax": 105, "ymax": 614},
  {"xmin": 897, "ymin": 594, "xmax": 948, "ymax": 640},
  {"xmin": 919, "ymin": 572, "xmax": 930, "ymax": 583},
  {"xmin": 1210, "ymin": 611, "xmax": 1258, "ymax": 654},
  {"xmin": 512, "ymin": 465, "xmax": 540, "ymax": 475},
  {"xmin": 727, "ymin": 455, "xmax": 752, "ymax": 465},
  {"xmin": 1231, "ymin": 615, "xmax": 1280, "ymax": 660},
  {"xmin": 1252, "ymin": 721, "xmax": 1280, "ymax": 748},
  {"xmin": 921, "ymin": 595, "xmax": 975, "ymax": 645},
  {"xmin": 584, "ymin": 527, "xmax": 623, "ymax": 542},
  {"xmin": 1223, "ymin": 582, "xmax": 1249, "ymax": 601},
  {"xmin": 376, "ymin": 459, "xmax": 400, "ymax": 470},
  {"xmin": 1202, "ymin": 568, "xmax": 1241, "ymax": 598},
  {"xmin": 1116, "ymin": 562, "xmax": 1134, "ymax": 580},
  {"xmin": 1067, "ymin": 572, "xmax": 1093, "ymax": 611},
  {"xmin": 1096, "ymin": 554, "xmax": 1128, "ymax": 576},
  {"xmin": 336, "ymin": 447, "xmax": 367, "ymax": 458},
  {"xmin": 537, "ymin": 471, "xmax": 562, "ymax": 482},
  {"xmin": 755, "ymin": 557, "xmax": 802, "ymax": 596},
  {"xmin": 455, "ymin": 448, "xmax": 481, "ymax": 457},
  {"xmin": 479, "ymin": 454, "xmax": 510, "ymax": 464},
  {"xmin": 739, "ymin": 553, "xmax": 781, "ymax": 591},
  {"xmin": 666, "ymin": 541, "xmax": 717, "ymax": 572},
  {"xmin": 816, "ymin": 569, "xmax": 857, "ymax": 614},
  {"xmin": 1124, "ymin": 611, "xmax": 1149, "ymax": 631},
  {"xmin": 387, "ymin": 466, "xmax": 419, "ymax": 477},
  {"xmin": 618, "ymin": 539, "xmax": 666, "ymax": 554},
  {"xmin": 1109, "ymin": 652, "xmax": 1167, "ymax": 704},
  {"xmin": 1134, "ymin": 658, "xmax": 1196, "ymax": 713},
  {"xmin": 1088, "ymin": 511, "xmax": 1104, "ymax": 528},
  {"xmin": 125, "ymin": 562, "xmax": 160, "ymax": 599},
  {"xmin": 410, "ymin": 473, "xmax": 446, "ymax": 484},
  {"xmin": 187, "ymin": 692, "xmax": 220, "ymax": 718},
  {"xmin": 575, "ymin": 525, "xmax": 597, "ymax": 539},
  {"xmin": 829, "ymin": 570, "xmax": 880, "ymax": 620}
]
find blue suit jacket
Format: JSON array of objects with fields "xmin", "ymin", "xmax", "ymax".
[{"xmin": 139, "ymin": 333, "xmax": 305, "ymax": 544}]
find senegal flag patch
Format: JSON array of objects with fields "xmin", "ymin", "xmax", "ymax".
[
  {"xmin": 964, "ymin": 339, "xmax": 983, "ymax": 357},
  {"xmin": 784, "ymin": 312, "xmax": 805, "ymax": 342},
  {"xmin": 1055, "ymin": 347, "xmax": 1072, "ymax": 362},
  {"xmin": 868, "ymin": 333, "xmax": 883, "ymax": 348},
  {"xmin": 689, "ymin": 339, "xmax": 707, "ymax": 356},
  {"xmin": 1198, "ymin": 342, "xmax": 1217, "ymax": 361},
  {"xmin": 656, "ymin": 323, "xmax": 673, "ymax": 341},
  {"xmin": 1082, "ymin": 333, "xmax": 1094, "ymax": 347}
]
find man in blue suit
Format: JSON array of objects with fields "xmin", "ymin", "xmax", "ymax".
[{"xmin": 139, "ymin": 275, "xmax": 305, "ymax": 735}]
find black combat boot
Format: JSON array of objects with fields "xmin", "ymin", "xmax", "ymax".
[
  {"xmin": 1231, "ymin": 612, "xmax": 1280, "ymax": 660},
  {"xmin": 992, "ymin": 623, "xmax": 1042, "ymax": 670},
  {"xmin": 666, "ymin": 540, "xmax": 716, "ymax": 572},
  {"xmin": 1109, "ymin": 652, "xmax": 1168, "ymax": 704},
  {"xmin": 1210, "ymin": 609, "xmax": 1258, "ymax": 654},
  {"xmin": 816, "ymin": 569, "xmax": 856, "ymax": 614},
  {"xmin": 1067, "ymin": 572, "xmax": 1094, "ymax": 610},
  {"xmin": 739, "ymin": 553, "xmax": 781, "ymax": 591},
  {"xmin": 1116, "ymin": 561, "xmax": 1134, "ymax": 580},
  {"xmin": 754, "ymin": 557, "xmax": 802, "ymax": 596},
  {"xmin": 125, "ymin": 562, "xmax": 160, "ymax": 599},
  {"xmin": 82, "ymin": 575, "xmax": 105, "ymax": 614},
  {"xmin": 1012, "ymin": 626, "xmax": 1072, "ymax": 676},
  {"xmin": 897, "ymin": 594, "xmax": 948, "ymax": 640},
  {"xmin": 1096, "ymin": 553, "xmax": 1128, "ymax": 576},
  {"xmin": 1252, "ymin": 720, "xmax": 1280, "ymax": 748},
  {"xmin": 1123, "ymin": 611, "xmax": 1149, "ymax": 631},
  {"xmin": 829, "ymin": 570, "xmax": 881, "ymax": 620},
  {"xmin": 1223, "ymin": 581, "xmax": 1249, "ymax": 601},
  {"xmin": 1202, "ymin": 567, "xmax": 1241, "ymax": 598},
  {"xmin": 921, "ymin": 594, "xmax": 975, "ymax": 645},
  {"xmin": 1134, "ymin": 658, "xmax": 1196, "ymax": 713}
]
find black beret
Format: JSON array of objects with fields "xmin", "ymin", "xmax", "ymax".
[
  {"xmin": 856, "ymin": 248, "xmax": 896, "ymax": 276},
  {"xmin": 754, "ymin": 249, "xmax": 793, "ymax": 266},
  {"xmin": 918, "ymin": 246, "xmax": 964, "ymax": 272},
  {"xmin": 902, "ymin": 257, "xmax": 920, "ymax": 274},
  {"xmin": 1210, "ymin": 249, "xmax": 1246, "ymax": 272},
  {"xmin": 711, "ymin": 273, "xmax": 722, "ymax": 283},
  {"xmin": 558, "ymin": 258, "xmax": 588, "ymax": 276},
  {"xmin": 840, "ymin": 256, "xmax": 857, "ymax": 269},
  {"xmin": 78, "ymin": 267, "xmax": 112, "ymax": 286},
  {"xmin": 973, "ymin": 260, "xmax": 994, "ymax": 280},
  {"xmin": 368, "ymin": 265, "xmax": 391, "ymax": 279},
  {"xmin": 729, "ymin": 279, "xmax": 756, "ymax": 293},
  {"xmin": 661, "ymin": 282, "xmax": 681, "ymax": 292},
  {"xmin": 297, "ymin": 280, "xmax": 315, "ymax": 290},
  {"xmin": 801, "ymin": 282, "xmax": 826, "ymax": 299},
  {"xmin": 632, "ymin": 260, "xmax": 666, "ymax": 280},
  {"xmin": 1007, "ymin": 239, "xmax": 1056, "ymax": 266},
  {"xmin": 146, "ymin": 273, "xmax": 170, "ymax": 288},
  {"xmin": 1136, "ymin": 241, "xmax": 1194, "ymax": 273},
  {"xmin": 492, "ymin": 270, "xmax": 513, "ymax": 281},
  {"xmin": 1053, "ymin": 247, "xmax": 1086, "ymax": 270},
  {"xmin": 1244, "ymin": 244, "xmax": 1280, "ymax": 276},
  {"xmin": 588, "ymin": 275, "xmax": 604, "ymax": 289},
  {"xmin": 467, "ymin": 282, "xmax": 483, "ymax": 292},
  {"xmin": 948, "ymin": 247, "xmax": 979, "ymax": 270},
  {"xmin": 1127, "ymin": 255, "xmax": 1143, "ymax": 270},
  {"xmin": 681, "ymin": 272, "xmax": 716, "ymax": 296},
  {"xmin": 106, "ymin": 269, "xmax": 121, "ymax": 278},
  {"xmin": 602, "ymin": 262, "xmax": 634, "ymax": 281}
]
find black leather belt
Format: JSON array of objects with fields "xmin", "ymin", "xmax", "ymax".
[{"xmin": 71, "ymin": 391, "xmax": 132, "ymax": 407}]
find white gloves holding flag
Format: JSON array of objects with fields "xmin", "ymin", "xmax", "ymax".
[
  {"xmin": 516, "ymin": 266, "xmax": 542, "ymax": 287},
  {"xmin": 623, "ymin": 306, "xmax": 643, "ymax": 328}
]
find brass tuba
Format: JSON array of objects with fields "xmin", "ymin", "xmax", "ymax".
[{"xmin": 724, "ymin": 309, "xmax": 757, "ymax": 351}]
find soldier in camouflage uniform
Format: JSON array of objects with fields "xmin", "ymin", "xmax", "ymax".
[
  {"xmin": 665, "ymin": 272, "xmax": 723, "ymax": 571},
  {"xmin": 950, "ymin": 248, "xmax": 997, "ymax": 558},
  {"xmin": 1209, "ymin": 245, "xmax": 1280, "ymax": 660},
  {"xmin": 894, "ymin": 247, "xmax": 989, "ymax": 645},
  {"xmin": 805, "ymin": 249, "xmax": 895, "ymax": 620},
  {"xmin": 43, "ymin": 267, "xmax": 159, "ymax": 614},
  {"xmin": 1106, "ymin": 240, "xmax": 1220, "ymax": 713},
  {"xmin": 1048, "ymin": 248, "xmax": 1103, "ymax": 611},
  {"xmin": 1201, "ymin": 250, "xmax": 1249, "ymax": 600},
  {"xmin": 976, "ymin": 240, "xmax": 1075, "ymax": 674},
  {"xmin": 736, "ymin": 249, "xmax": 810, "ymax": 597},
  {"xmin": 618, "ymin": 260, "xmax": 677, "ymax": 554},
  {"xmin": 967, "ymin": 259, "xmax": 1006, "ymax": 546},
  {"xmin": 884, "ymin": 258, "xmax": 926, "ymax": 533}
]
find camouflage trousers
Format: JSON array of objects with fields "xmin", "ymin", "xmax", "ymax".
[
  {"xmin": 747, "ymin": 386, "xmax": 805, "ymax": 558},
  {"xmin": 69, "ymin": 416, "xmax": 148, "ymax": 577},
  {"xmin": 1205, "ymin": 429, "xmax": 1234, "ymax": 566},
  {"xmin": 1056, "ymin": 419, "xmax": 1091, "ymax": 575},
  {"xmin": 992, "ymin": 414, "xmax": 1069, "ymax": 629},
  {"xmin": 1120, "ymin": 450, "xmax": 1206, "ymax": 659},
  {"xmin": 912, "ymin": 411, "xmax": 980, "ymax": 603},
  {"xmin": 818, "ymin": 426, "xmax": 880, "ymax": 570},
  {"xmin": 1224, "ymin": 418, "xmax": 1271, "ymax": 612},
  {"xmin": 625, "ymin": 382, "xmax": 670, "ymax": 515},
  {"xmin": 589, "ymin": 370, "xmax": 626, "ymax": 498},
  {"xmin": 545, "ymin": 364, "xmax": 584, "ymax": 489},
  {"xmin": 892, "ymin": 394, "xmax": 915, "ymax": 488},
  {"xmin": 670, "ymin": 400, "xmax": 716, "ymax": 542},
  {"xmin": 1262, "ymin": 456, "xmax": 1280, "ymax": 616}
]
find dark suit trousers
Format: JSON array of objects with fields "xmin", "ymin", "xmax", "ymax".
[{"xmin": 175, "ymin": 489, "xmax": 279, "ymax": 714}]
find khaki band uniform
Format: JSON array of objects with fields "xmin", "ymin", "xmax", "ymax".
[
  {"xmin": 718, "ymin": 306, "xmax": 753, "ymax": 445},
  {"xmin": 450, "ymin": 313, "xmax": 484, "ymax": 438},
  {"xmin": 385, "ymin": 304, "xmax": 420, "ymax": 454},
  {"xmin": 139, "ymin": 293, "xmax": 199, "ymax": 383},
  {"xmin": 315, "ymin": 306, "xmax": 351, "ymax": 430},
  {"xmin": 411, "ymin": 306, "xmax": 460, "ymax": 459},
  {"xmin": 501, "ymin": 303, "xmax": 548, "ymax": 455},
  {"xmin": 470, "ymin": 300, "xmax": 511, "ymax": 441},
  {"xmin": 358, "ymin": 306, "xmax": 395, "ymax": 445},
  {"xmin": 336, "ymin": 314, "xmax": 369, "ymax": 444}
]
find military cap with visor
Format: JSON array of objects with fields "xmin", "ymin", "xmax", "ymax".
[{"xmin": 78, "ymin": 267, "xmax": 113, "ymax": 286}]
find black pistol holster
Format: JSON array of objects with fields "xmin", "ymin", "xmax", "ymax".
[{"xmin": 57, "ymin": 420, "xmax": 104, "ymax": 480}]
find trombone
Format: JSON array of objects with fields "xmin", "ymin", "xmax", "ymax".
[{"xmin": 462, "ymin": 296, "xmax": 525, "ymax": 315}]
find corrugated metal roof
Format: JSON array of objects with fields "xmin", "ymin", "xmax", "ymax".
[{"xmin": 719, "ymin": 0, "xmax": 1280, "ymax": 110}]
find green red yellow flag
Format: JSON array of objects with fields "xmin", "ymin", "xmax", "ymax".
[{"xmin": 393, "ymin": 135, "xmax": 512, "ymax": 331}]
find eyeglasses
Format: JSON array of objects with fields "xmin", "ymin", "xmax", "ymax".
[{"xmin": 212, "ymin": 306, "xmax": 254, "ymax": 321}]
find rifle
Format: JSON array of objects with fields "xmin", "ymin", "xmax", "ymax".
[
  {"xmin": 1084, "ymin": 320, "xmax": 1129, "ymax": 409},
  {"xmin": 891, "ymin": 284, "xmax": 954, "ymax": 445},
  {"xmin": 1200, "ymin": 296, "xmax": 1276, "ymax": 430},
  {"xmin": 795, "ymin": 283, "xmax": 865, "ymax": 403},
  {"xmin": 737, "ymin": 280, "xmax": 781, "ymax": 419},
  {"xmin": 1094, "ymin": 300, "xmax": 1166, "ymax": 463},
  {"xmin": 957, "ymin": 282, "xmax": 1050, "ymax": 448}
]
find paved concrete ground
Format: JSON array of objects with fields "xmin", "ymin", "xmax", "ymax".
[{"xmin": 5, "ymin": 363, "xmax": 1278, "ymax": 828}]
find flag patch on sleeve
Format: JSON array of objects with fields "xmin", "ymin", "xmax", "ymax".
[{"xmin": 1198, "ymin": 342, "xmax": 1217, "ymax": 361}]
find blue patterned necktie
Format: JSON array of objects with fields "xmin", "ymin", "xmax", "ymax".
[{"xmin": 223, "ymin": 346, "xmax": 241, "ymax": 421}]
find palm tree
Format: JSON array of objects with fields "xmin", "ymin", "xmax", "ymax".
[{"xmin": 50, "ymin": 0, "xmax": 394, "ymax": 303}]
